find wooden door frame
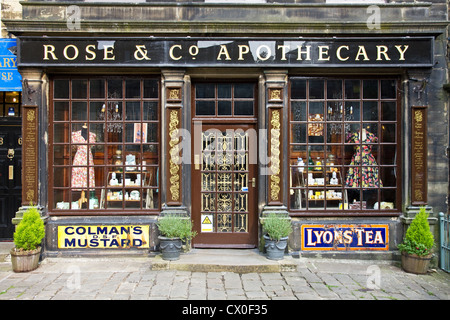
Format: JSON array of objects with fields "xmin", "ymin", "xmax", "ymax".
[{"xmin": 191, "ymin": 123, "xmax": 258, "ymax": 248}]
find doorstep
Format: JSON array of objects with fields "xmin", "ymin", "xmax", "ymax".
[{"xmin": 150, "ymin": 249, "xmax": 298, "ymax": 273}]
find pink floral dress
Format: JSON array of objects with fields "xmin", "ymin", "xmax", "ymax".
[
  {"xmin": 71, "ymin": 130, "xmax": 96, "ymax": 190},
  {"xmin": 345, "ymin": 131, "xmax": 382, "ymax": 188}
]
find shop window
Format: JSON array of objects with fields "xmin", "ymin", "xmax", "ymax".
[
  {"xmin": 289, "ymin": 78, "xmax": 400, "ymax": 214},
  {"xmin": 0, "ymin": 92, "xmax": 21, "ymax": 118},
  {"xmin": 194, "ymin": 83, "xmax": 255, "ymax": 117},
  {"xmin": 50, "ymin": 77, "xmax": 160, "ymax": 212}
]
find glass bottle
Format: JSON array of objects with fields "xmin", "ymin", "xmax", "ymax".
[{"xmin": 308, "ymin": 147, "xmax": 314, "ymax": 171}]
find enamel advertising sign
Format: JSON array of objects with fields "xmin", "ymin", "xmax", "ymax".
[
  {"xmin": 301, "ymin": 224, "xmax": 389, "ymax": 251},
  {"xmin": 58, "ymin": 225, "xmax": 150, "ymax": 249}
]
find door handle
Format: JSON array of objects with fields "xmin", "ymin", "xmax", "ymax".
[
  {"xmin": 7, "ymin": 149, "xmax": 14, "ymax": 159},
  {"xmin": 194, "ymin": 155, "xmax": 200, "ymax": 170},
  {"xmin": 252, "ymin": 177, "xmax": 256, "ymax": 187}
]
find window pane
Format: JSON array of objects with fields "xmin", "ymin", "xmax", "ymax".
[
  {"xmin": 363, "ymin": 101, "xmax": 378, "ymax": 121},
  {"xmin": 309, "ymin": 80, "xmax": 324, "ymax": 99},
  {"xmin": 108, "ymin": 79, "xmax": 122, "ymax": 98},
  {"xmin": 292, "ymin": 123, "xmax": 307, "ymax": 143},
  {"xmin": 291, "ymin": 79, "xmax": 306, "ymax": 99},
  {"xmin": 54, "ymin": 101, "xmax": 69, "ymax": 121},
  {"xmin": 363, "ymin": 80, "xmax": 378, "ymax": 99},
  {"xmin": 381, "ymin": 80, "xmax": 396, "ymax": 99},
  {"xmin": 90, "ymin": 79, "xmax": 105, "ymax": 98},
  {"xmin": 143, "ymin": 101, "xmax": 158, "ymax": 120},
  {"xmin": 144, "ymin": 80, "xmax": 159, "ymax": 98},
  {"xmin": 291, "ymin": 101, "xmax": 306, "ymax": 121},
  {"xmin": 196, "ymin": 84, "xmax": 215, "ymax": 99},
  {"xmin": 234, "ymin": 101, "xmax": 253, "ymax": 116},
  {"xmin": 72, "ymin": 79, "xmax": 87, "ymax": 99},
  {"xmin": 196, "ymin": 101, "xmax": 215, "ymax": 115},
  {"xmin": 218, "ymin": 84, "xmax": 231, "ymax": 98},
  {"xmin": 381, "ymin": 124, "xmax": 396, "ymax": 143},
  {"xmin": 327, "ymin": 80, "xmax": 342, "ymax": 99},
  {"xmin": 53, "ymin": 145, "xmax": 69, "ymax": 165},
  {"xmin": 126, "ymin": 101, "xmax": 141, "ymax": 121},
  {"xmin": 72, "ymin": 102, "xmax": 87, "ymax": 121},
  {"xmin": 218, "ymin": 101, "xmax": 232, "ymax": 116},
  {"xmin": 54, "ymin": 123, "xmax": 69, "ymax": 143},
  {"xmin": 234, "ymin": 83, "xmax": 254, "ymax": 98},
  {"xmin": 381, "ymin": 102, "xmax": 396, "ymax": 121},
  {"xmin": 54, "ymin": 80, "xmax": 69, "ymax": 98},
  {"xmin": 345, "ymin": 80, "xmax": 360, "ymax": 99},
  {"xmin": 90, "ymin": 102, "xmax": 104, "ymax": 121},
  {"xmin": 126, "ymin": 80, "xmax": 141, "ymax": 98}
]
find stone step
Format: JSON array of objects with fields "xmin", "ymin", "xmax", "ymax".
[{"xmin": 151, "ymin": 249, "xmax": 298, "ymax": 273}]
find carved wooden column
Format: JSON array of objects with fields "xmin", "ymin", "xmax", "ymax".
[
  {"xmin": 265, "ymin": 70, "xmax": 288, "ymax": 207},
  {"xmin": 13, "ymin": 68, "xmax": 46, "ymax": 226},
  {"xmin": 162, "ymin": 70, "xmax": 185, "ymax": 209}
]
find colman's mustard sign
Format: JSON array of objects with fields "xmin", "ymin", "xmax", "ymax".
[
  {"xmin": 301, "ymin": 224, "xmax": 388, "ymax": 251},
  {"xmin": 58, "ymin": 225, "xmax": 149, "ymax": 249}
]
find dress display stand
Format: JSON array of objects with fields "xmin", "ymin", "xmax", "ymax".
[{"xmin": 72, "ymin": 123, "xmax": 96, "ymax": 207}]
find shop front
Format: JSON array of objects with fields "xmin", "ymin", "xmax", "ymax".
[{"xmin": 4, "ymin": 1, "xmax": 448, "ymax": 261}]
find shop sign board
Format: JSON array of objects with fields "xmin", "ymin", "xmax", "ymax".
[
  {"xmin": 301, "ymin": 224, "xmax": 389, "ymax": 251},
  {"xmin": 18, "ymin": 37, "xmax": 433, "ymax": 68},
  {"xmin": 0, "ymin": 39, "xmax": 22, "ymax": 91},
  {"xmin": 57, "ymin": 225, "xmax": 150, "ymax": 249}
]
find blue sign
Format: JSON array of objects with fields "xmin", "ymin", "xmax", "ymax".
[{"xmin": 0, "ymin": 39, "xmax": 21, "ymax": 91}]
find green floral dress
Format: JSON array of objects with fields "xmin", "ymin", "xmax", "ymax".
[{"xmin": 345, "ymin": 131, "xmax": 382, "ymax": 188}]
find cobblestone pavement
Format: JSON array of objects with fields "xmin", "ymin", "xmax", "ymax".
[{"xmin": 0, "ymin": 257, "xmax": 449, "ymax": 300}]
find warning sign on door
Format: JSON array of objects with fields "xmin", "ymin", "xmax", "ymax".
[{"xmin": 201, "ymin": 214, "xmax": 213, "ymax": 233}]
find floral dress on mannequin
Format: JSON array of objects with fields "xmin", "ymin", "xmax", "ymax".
[
  {"xmin": 345, "ymin": 129, "xmax": 382, "ymax": 188},
  {"xmin": 72, "ymin": 128, "xmax": 96, "ymax": 190}
]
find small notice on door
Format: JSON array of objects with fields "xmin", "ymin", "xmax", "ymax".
[{"xmin": 201, "ymin": 215, "xmax": 213, "ymax": 233}]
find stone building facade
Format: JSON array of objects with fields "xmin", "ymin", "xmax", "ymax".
[{"xmin": 2, "ymin": 0, "xmax": 449, "ymax": 264}]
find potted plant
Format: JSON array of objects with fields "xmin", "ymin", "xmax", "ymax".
[
  {"xmin": 10, "ymin": 206, "xmax": 45, "ymax": 272},
  {"xmin": 157, "ymin": 215, "xmax": 197, "ymax": 261},
  {"xmin": 262, "ymin": 213, "xmax": 293, "ymax": 260},
  {"xmin": 398, "ymin": 207, "xmax": 435, "ymax": 274}
]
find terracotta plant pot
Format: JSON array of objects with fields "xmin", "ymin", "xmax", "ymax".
[
  {"xmin": 10, "ymin": 247, "xmax": 41, "ymax": 273},
  {"xmin": 401, "ymin": 252, "xmax": 432, "ymax": 274}
]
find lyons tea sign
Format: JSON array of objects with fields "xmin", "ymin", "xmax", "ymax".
[{"xmin": 301, "ymin": 224, "xmax": 389, "ymax": 251}]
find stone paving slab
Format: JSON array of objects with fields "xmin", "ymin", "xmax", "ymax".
[{"xmin": 0, "ymin": 253, "xmax": 448, "ymax": 301}]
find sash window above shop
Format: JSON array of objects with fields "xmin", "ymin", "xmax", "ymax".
[
  {"xmin": 289, "ymin": 77, "xmax": 400, "ymax": 215},
  {"xmin": 49, "ymin": 77, "xmax": 160, "ymax": 213}
]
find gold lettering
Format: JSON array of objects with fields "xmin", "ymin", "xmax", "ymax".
[
  {"xmin": 43, "ymin": 45, "xmax": 58, "ymax": 60},
  {"xmin": 63, "ymin": 44, "xmax": 79, "ymax": 60},
  {"xmin": 217, "ymin": 44, "xmax": 231, "ymax": 61},
  {"xmin": 297, "ymin": 45, "xmax": 311, "ymax": 61},
  {"xmin": 318, "ymin": 46, "xmax": 330, "ymax": 61},
  {"xmin": 277, "ymin": 45, "xmax": 289, "ymax": 61},
  {"xmin": 238, "ymin": 45, "xmax": 250, "ymax": 61},
  {"xmin": 376, "ymin": 45, "xmax": 391, "ymax": 61},
  {"xmin": 336, "ymin": 45, "xmax": 349, "ymax": 61},
  {"xmin": 169, "ymin": 44, "xmax": 182, "ymax": 60},
  {"xmin": 103, "ymin": 45, "xmax": 115, "ymax": 60},
  {"xmin": 189, "ymin": 45, "xmax": 199, "ymax": 58},
  {"xmin": 3, "ymin": 58, "xmax": 11, "ymax": 68},
  {"xmin": 256, "ymin": 45, "xmax": 271, "ymax": 61},
  {"xmin": 85, "ymin": 44, "xmax": 96, "ymax": 60},
  {"xmin": 355, "ymin": 46, "xmax": 369, "ymax": 61},
  {"xmin": 395, "ymin": 45, "xmax": 409, "ymax": 61}
]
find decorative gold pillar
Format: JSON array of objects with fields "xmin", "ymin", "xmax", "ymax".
[
  {"xmin": 162, "ymin": 70, "xmax": 185, "ymax": 207},
  {"xmin": 265, "ymin": 71, "xmax": 287, "ymax": 206}
]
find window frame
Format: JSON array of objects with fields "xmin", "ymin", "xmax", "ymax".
[
  {"xmin": 288, "ymin": 76, "xmax": 402, "ymax": 217},
  {"xmin": 48, "ymin": 76, "xmax": 161, "ymax": 216}
]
